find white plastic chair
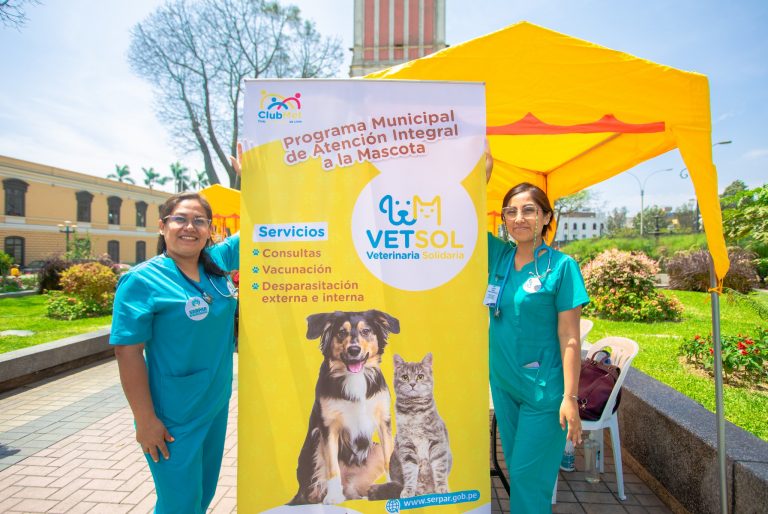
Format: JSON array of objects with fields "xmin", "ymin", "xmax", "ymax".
[
  {"xmin": 581, "ymin": 336, "xmax": 639, "ymax": 501},
  {"xmin": 553, "ymin": 335, "xmax": 639, "ymax": 504}
]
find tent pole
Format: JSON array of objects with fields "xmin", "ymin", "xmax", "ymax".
[{"xmin": 710, "ymin": 254, "xmax": 728, "ymax": 513}]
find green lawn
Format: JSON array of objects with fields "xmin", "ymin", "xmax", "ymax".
[
  {"xmin": 588, "ymin": 289, "xmax": 768, "ymax": 442},
  {"xmin": 0, "ymin": 295, "xmax": 111, "ymax": 353},
  {"xmin": 2, "ymin": 290, "xmax": 767, "ymax": 441}
]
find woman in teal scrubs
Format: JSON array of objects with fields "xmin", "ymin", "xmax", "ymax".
[
  {"xmin": 486, "ymin": 151, "xmax": 588, "ymax": 511},
  {"xmin": 111, "ymin": 191, "xmax": 239, "ymax": 513}
]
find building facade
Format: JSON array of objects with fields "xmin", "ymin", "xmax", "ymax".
[
  {"xmin": 1, "ymin": 155, "xmax": 171, "ymax": 267},
  {"xmin": 554, "ymin": 211, "xmax": 606, "ymax": 244},
  {"xmin": 350, "ymin": 0, "xmax": 446, "ymax": 77}
]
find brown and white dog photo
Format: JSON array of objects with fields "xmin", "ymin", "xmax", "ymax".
[{"xmin": 288, "ymin": 309, "xmax": 400, "ymax": 505}]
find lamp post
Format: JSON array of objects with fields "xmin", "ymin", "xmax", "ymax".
[
  {"xmin": 679, "ymin": 140, "xmax": 732, "ymax": 232},
  {"xmin": 57, "ymin": 220, "xmax": 77, "ymax": 254},
  {"xmin": 626, "ymin": 168, "xmax": 673, "ymax": 236}
]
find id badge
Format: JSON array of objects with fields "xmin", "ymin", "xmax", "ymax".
[{"xmin": 483, "ymin": 284, "xmax": 500, "ymax": 307}]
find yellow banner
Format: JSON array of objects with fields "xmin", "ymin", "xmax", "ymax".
[{"xmin": 239, "ymin": 79, "xmax": 489, "ymax": 514}]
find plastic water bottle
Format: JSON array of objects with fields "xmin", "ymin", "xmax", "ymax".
[
  {"xmin": 560, "ymin": 440, "xmax": 575, "ymax": 472},
  {"xmin": 583, "ymin": 438, "xmax": 600, "ymax": 484}
]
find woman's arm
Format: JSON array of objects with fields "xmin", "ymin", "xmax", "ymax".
[
  {"xmin": 558, "ymin": 306, "xmax": 583, "ymax": 445},
  {"xmin": 114, "ymin": 344, "xmax": 174, "ymax": 463}
]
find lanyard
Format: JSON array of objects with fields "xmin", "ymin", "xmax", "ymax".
[
  {"xmin": 493, "ymin": 245, "xmax": 516, "ymax": 318},
  {"xmin": 178, "ymin": 267, "xmax": 214, "ymax": 304}
]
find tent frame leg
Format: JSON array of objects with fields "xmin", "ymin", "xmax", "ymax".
[{"xmin": 710, "ymin": 254, "xmax": 728, "ymax": 514}]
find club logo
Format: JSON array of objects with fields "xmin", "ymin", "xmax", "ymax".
[
  {"xmin": 185, "ymin": 296, "xmax": 209, "ymax": 321},
  {"xmin": 258, "ymin": 90, "xmax": 303, "ymax": 124}
]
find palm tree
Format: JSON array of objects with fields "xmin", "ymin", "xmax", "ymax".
[
  {"xmin": 189, "ymin": 169, "xmax": 210, "ymax": 190},
  {"xmin": 142, "ymin": 167, "xmax": 170, "ymax": 190},
  {"xmin": 108, "ymin": 164, "xmax": 135, "ymax": 184},
  {"xmin": 169, "ymin": 162, "xmax": 190, "ymax": 193}
]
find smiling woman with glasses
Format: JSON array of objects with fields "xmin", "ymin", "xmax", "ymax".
[
  {"xmin": 110, "ymin": 190, "xmax": 240, "ymax": 514},
  {"xmin": 485, "ymin": 148, "xmax": 590, "ymax": 512}
]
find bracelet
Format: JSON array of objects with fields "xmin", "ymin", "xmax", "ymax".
[{"xmin": 563, "ymin": 394, "xmax": 579, "ymax": 401}]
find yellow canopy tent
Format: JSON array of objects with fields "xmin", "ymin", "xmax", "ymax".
[
  {"xmin": 367, "ymin": 22, "xmax": 731, "ymax": 513},
  {"xmin": 365, "ymin": 21, "xmax": 729, "ymax": 284},
  {"xmin": 201, "ymin": 184, "xmax": 241, "ymax": 242}
]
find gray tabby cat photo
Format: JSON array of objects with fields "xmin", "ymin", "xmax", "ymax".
[{"xmin": 368, "ymin": 353, "xmax": 452, "ymax": 500}]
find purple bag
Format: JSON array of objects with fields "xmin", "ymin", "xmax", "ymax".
[{"xmin": 578, "ymin": 358, "xmax": 621, "ymax": 421}]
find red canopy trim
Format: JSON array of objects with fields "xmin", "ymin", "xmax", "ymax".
[{"xmin": 487, "ymin": 113, "xmax": 665, "ymax": 135}]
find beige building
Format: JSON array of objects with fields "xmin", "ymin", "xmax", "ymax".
[{"xmin": 1, "ymin": 155, "xmax": 171, "ymax": 267}]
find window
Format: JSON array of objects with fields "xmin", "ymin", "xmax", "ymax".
[
  {"xmin": 107, "ymin": 240, "xmax": 120, "ymax": 263},
  {"xmin": 600, "ymin": 223, "xmax": 605, "ymax": 231},
  {"xmin": 135, "ymin": 241, "xmax": 146, "ymax": 263},
  {"xmin": 572, "ymin": 223, "xmax": 577, "ymax": 230},
  {"xmin": 582, "ymin": 223, "xmax": 587, "ymax": 230},
  {"xmin": 135, "ymin": 201, "xmax": 148, "ymax": 228},
  {"xmin": 593, "ymin": 223, "xmax": 597, "ymax": 230},
  {"xmin": 3, "ymin": 179, "xmax": 28, "ymax": 216},
  {"xmin": 107, "ymin": 196, "xmax": 122, "ymax": 225},
  {"xmin": 4, "ymin": 236, "xmax": 24, "ymax": 265},
  {"xmin": 76, "ymin": 191, "xmax": 93, "ymax": 222}
]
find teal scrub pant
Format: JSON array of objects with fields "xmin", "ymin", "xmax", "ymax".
[
  {"xmin": 147, "ymin": 403, "xmax": 229, "ymax": 513},
  {"xmin": 491, "ymin": 383, "xmax": 566, "ymax": 513}
]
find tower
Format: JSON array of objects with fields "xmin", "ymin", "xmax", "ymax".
[{"xmin": 350, "ymin": 0, "xmax": 446, "ymax": 77}]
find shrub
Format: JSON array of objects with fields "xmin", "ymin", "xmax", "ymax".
[
  {"xmin": 37, "ymin": 256, "xmax": 70, "ymax": 293},
  {"xmin": 0, "ymin": 275, "xmax": 23, "ymax": 293},
  {"xmin": 680, "ymin": 327, "xmax": 767, "ymax": 384},
  {"xmin": 46, "ymin": 262, "xmax": 116, "ymax": 320},
  {"xmin": 755, "ymin": 257, "xmax": 768, "ymax": 285},
  {"xmin": 0, "ymin": 251, "xmax": 13, "ymax": 276},
  {"xmin": 667, "ymin": 248, "xmax": 760, "ymax": 294},
  {"xmin": 582, "ymin": 249, "xmax": 683, "ymax": 322}
]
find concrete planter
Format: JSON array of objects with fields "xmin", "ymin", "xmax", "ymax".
[
  {"xmin": 619, "ymin": 368, "xmax": 768, "ymax": 513},
  {"xmin": 0, "ymin": 328, "xmax": 113, "ymax": 393}
]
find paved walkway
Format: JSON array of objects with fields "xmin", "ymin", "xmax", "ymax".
[{"xmin": 0, "ymin": 357, "xmax": 671, "ymax": 513}]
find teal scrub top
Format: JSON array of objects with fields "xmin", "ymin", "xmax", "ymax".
[
  {"xmin": 110, "ymin": 235, "xmax": 240, "ymax": 428},
  {"xmin": 487, "ymin": 233, "xmax": 589, "ymax": 404}
]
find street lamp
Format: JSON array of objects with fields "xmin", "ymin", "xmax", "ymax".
[
  {"xmin": 58, "ymin": 220, "xmax": 78, "ymax": 253},
  {"xmin": 626, "ymin": 168, "xmax": 673, "ymax": 236},
  {"xmin": 679, "ymin": 140, "xmax": 732, "ymax": 179}
]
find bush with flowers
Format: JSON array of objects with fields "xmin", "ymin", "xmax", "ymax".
[
  {"xmin": 581, "ymin": 248, "xmax": 683, "ymax": 322},
  {"xmin": 46, "ymin": 262, "xmax": 117, "ymax": 320},
  {"xmin": 680, "ymin": 328, "xmax": 767, "ymax": 384}
]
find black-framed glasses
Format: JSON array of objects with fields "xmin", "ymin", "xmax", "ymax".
[
  {"xmin": 163, "ymin": 215, "xmax": 212, "ymax": 228},
  {"xmin": 501, "ymin": 205, "xmax": 538, "ymax": 219}
]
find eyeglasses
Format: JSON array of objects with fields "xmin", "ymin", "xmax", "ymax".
[
  {"xmin": 163, "ymin": 215, "xmax": 212, "ymax": 228},
  {"xmin": 502, "ymin": 205, "xmax": 539, "ymax": 219}
]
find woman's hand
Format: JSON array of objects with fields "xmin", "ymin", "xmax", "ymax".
[
  {"xmin": 230, "ymin": 141, "xmax": 244, "ymax": 177},
  {"xmin": 135, "ymin": 415, "xmax": 174, "ymax": 463},
  {"xmin": 560, "ymin": 397, "xmax": 582, "ymax": 445}
]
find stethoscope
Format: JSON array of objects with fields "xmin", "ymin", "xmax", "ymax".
[
  {"xmin": 491, "ymin": 242, "xmax": 553, "ymax": 318},
  {"xmin": 165, "ymin": 252, "xmax": 238, "ymax": 304}
]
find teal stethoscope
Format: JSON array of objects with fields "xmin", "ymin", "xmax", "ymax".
[
  {"xmin": 165, "ymin": 252, "xmax": 238, "ymax": 304},
  {"xmin": 491, "ymin": 242, "xmax": 553, "ymax": 318}
]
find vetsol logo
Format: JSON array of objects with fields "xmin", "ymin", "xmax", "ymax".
[{"xmin": 258, "ymin": 90, "xmax": 303, "ymax": 124}]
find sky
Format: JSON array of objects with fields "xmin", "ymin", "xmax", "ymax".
[{"xmin": 1, "ymin": 0, "xmax": 766, "ymax": 214}]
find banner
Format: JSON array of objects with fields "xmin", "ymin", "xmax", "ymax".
[{"xmin": 239, "ymin": 79, "xmax": 488, "ymax": 514}]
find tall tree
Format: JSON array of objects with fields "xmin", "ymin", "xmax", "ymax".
[
  {"xmin": 554, "ymin": 190, "xmax": 596, "ymax": 221},
  {"xmin": 169, "ymin": 162, "xmax": 191, "ymax": 193},
  {"xmin": 671, "ymin": 201, "xmax": 697, "ymax": 233},
  {"xmin": 723, "ymin": 183, "xmax": 768, "ymax": 246},
  {"xmin": 108, "ymin": 164, "xmax": 135, "ymax": 184},
  {"xmin": 604, "ymin": 206, "xmax": 629, "ymax": 237},
  {"xmin": 128, "ymin": 0, "xmax": 343, "ymax": 189},
  {"xmin": 0, "ymin": 0, "xmax": 39, "ymax": 29},
  {"xmin": 189, "ymin": 169, "xmax": 210, "ymax": 190},
  {"xmin": 721, "ymin": 179, "xmax": 748, "ymax": 198},
  {"xmin": 632, "ymin": 205, "xmax": 670, "ymax": 236},
  {"xmin": 142, "ymin": 166, "xmax": 170, "ymax": 190}
]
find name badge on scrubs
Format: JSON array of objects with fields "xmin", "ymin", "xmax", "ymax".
[
  {"xmin": 185, "ymin": 296, "xmax": 210, "ymax": 321},
  {"xmin": 483, "ymin": 284, "xmax": 500, "ymax": 307},
  {"xmin": 523, "ymin": 277, "xmax": 542, "ymax": 294}
]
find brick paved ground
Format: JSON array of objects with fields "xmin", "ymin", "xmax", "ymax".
[{"xmin": 0, "ymin": 356, "xmax": 671, "ymax": 513}]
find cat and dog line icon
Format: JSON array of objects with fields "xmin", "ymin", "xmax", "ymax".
[
  {"xmin": 378, "ymin": 195, "xmax": 442, "ymax": 227},
  {"xmin": 288, "ymin": 309, "xmax": 452, "ymax": 506}
]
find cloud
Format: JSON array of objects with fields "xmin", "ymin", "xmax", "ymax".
[
  {"xmin": 743, "ymin": 149, "xmax": 768, "ymax": 160},
  {"xmin": 715, "ymin": 111, "xmax": 736, "ymax": 123}
]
